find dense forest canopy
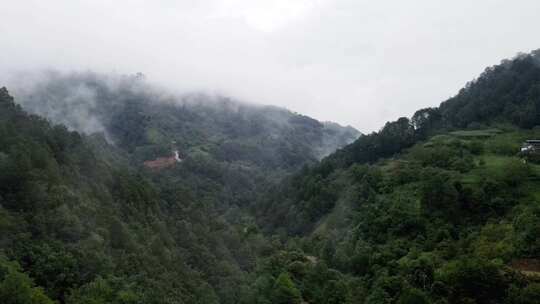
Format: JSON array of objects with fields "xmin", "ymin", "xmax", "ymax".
[
  {"xmin": 1, "ymin": 50, "xmax": 540, "ymax": 304},
  {"xmin": 0, "ymin": 75, "xmax": 358, "ymax": 304}
]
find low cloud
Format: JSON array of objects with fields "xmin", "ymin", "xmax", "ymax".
[{"xmin": 2, "ymin": 0, "xmax": 540, "ymax": 132}]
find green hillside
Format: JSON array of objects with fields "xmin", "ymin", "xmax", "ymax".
[
  {"xmin": 254, "ymin": 51, "xmax": 540, "ymax": 304},
  {"xmin": 0, "ymin": 78, "xmax": 358, "ymax": 303},
  {"xmin": 255, "ymin": 126, "xmax": 540, "ymax": 303},
  {"xmin": 0, "ymin": 87, "xmax": 280, "ymax": 303},
  {"xmin": 2, "ymin": 50, "xmax": 540, "ymax": 304}
]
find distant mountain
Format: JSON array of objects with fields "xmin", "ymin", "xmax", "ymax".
[{"xmin": 11, "ymin": 71, "xmax": 360, "ymax": 171}]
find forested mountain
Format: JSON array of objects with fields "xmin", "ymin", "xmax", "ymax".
[
  {"xmin": 11, "ymin": 72, "xmax": 359, "ymax": 170},
  {"xmin": 256, "ymin": 50, "xmax": 540, "ymax": 303},
  {"xmin": 0, "ymin": 86, "xmax": 263, "ymax": 303},
  {"xmin": 2, "ymin": 50, "xmax": 540, "ymax": 304},
  {"xmin": 0, "ymin": 73, "xmax": 358, "ymax": 304}
]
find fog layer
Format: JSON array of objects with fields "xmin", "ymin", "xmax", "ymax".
[{"xmin": 2, "ymin": 0, "xmax": 540, "ymax": 131}]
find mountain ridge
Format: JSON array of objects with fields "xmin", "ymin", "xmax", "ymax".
[{"xmin": 9, "ymin": 71, "xmax": 360, "ymax": 167}]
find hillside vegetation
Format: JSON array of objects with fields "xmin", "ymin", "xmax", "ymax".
[
  {"xmin": 254, "ymin": 50, "xmax": 540, "ymax": 304},
  {"xmin": 2, "ymin": 50, "xmax": 540, "ymax": 304},
  {"xmin": 0, "ymin": 77, "xmax": 357, "ymax": 304},
  {"xmin": 0, "ymin": 87, "xmax": 270, "ymax": 303},
  {"xmin": 12, "ymin": 72, "xmax": 359, "ymax": 170}
]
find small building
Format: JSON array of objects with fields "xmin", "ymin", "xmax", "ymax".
[
  {"xmin": 521, "ymin": 140, "xmax": 540, "ymax": 153},
  {"xmin": 143, "ymin": 150, "xmax": 183, "ymax": 170}
]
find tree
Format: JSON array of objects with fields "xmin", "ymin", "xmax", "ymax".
[
  {"xmin": 272, "ymin": 273, "xmax": 302, "ymax": 304},
  {"xmin": 436, "ymin": 258, "xmax": 508, "ymax": 304},
  {"xmin": 411, "ymin": 107, "xmax": 441, "ymax": 138},
  {"xmin": 507, "ymin": 283, "xmax": 540, "ymax": 304},
  {"xmin": 397, "ymin": 288, "xmax": 429, "ymax": 304},
  {"xmin": 0, "ymin": 257, "xmax": 54, "ymax": 304},
  {"xmin": 499, "ymin": 159, "xmax": 530, "ymax": 187},
  {"xmin": 322, "ymin": 280, "xmax": 349, "ymax": 304},
  {"xmin": 66, "ymin": 276, "xmax": 140, "ymax": 304},
  {"xmin": 420, "ymin": 168, "xmax": 458, "ymax": 216},
  {"xmin": 514, "ymin": 207, "xmax": 540, "ymax": 256}
]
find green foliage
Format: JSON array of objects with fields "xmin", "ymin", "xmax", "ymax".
[
  {"xmin": 0, "ymin": 88, "xmax": 276, "ymax": 303},
  {"xmin": 0, "ymin": 256, "xmax": 55, "ymax": 304},
  {"xmin": 514, "ymin": 206, "xmax": 540, "ymax": 256},
  {"xmin": 397, "ymin": 288, "xmax": 429, "ymax": 304},
  {"xmin": 66, "ymin": 277, "xmax": 140, "ymax": 304},
  {"xmin": 499, "ymin": 159, "xmax": 531, "ymax": 187},
  {"xmin": 256, "ymin": 50, "xmax": 540, "ymax": 304},
  {"xmin": 471, "ymin": 222, "xmax": 515, "ymax": 261},
  {"xmin": 507, "ymin": 283, "xmax": 540, "ymax": 304},
  {"xmin": 272, "ymin": 273, "xmax": 302, "ymax": 304},
  {"xmin": 435, "ymin": 258, "xmax": 508, "ymax": 304},
  {"xmin": 420, "ymin": 168, "xmax": 459, "ymax": 215},
  {"xmin": 4, "ymin": 48, "xmax": 540, "ymax": 304}
]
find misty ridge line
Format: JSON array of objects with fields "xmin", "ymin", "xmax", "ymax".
[{"xmin": 4, "ymin": 69, "xmax": 360, "ymax": 159}]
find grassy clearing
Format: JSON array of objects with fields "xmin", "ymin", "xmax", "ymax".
[{"xmin": 450, "ymin": 128, "xmax": 503, "ymax": 138}]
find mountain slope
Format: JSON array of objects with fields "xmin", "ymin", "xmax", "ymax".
[
  {"xmin": 263, "ymin": 50, "xmax": 540, "ymax": 234},
  {"xmin": 254, "ymin": 50, "xmax": 540, "ymax": 304},
  {"xmin": 0, "ymin": 87, "xmax": 279, "ymax": 303},
  {"xmin": 0, "ymin": 72, "xmax": 358, "ymax": 304},
  {"xmin": 3, "ymin": 50, "xmax": 540, "ymax": 304},
  {"xmin": 308, "ymin": 50, "xmax": 540, "ymax": 174},
  {"xmin": 11, "ymin": 71, "xmax": 359, "ymax": 171}
]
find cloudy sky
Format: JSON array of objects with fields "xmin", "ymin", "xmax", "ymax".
[{"xmin": 1, "ymin": 0, "xmax": 540, "ymax": 132}]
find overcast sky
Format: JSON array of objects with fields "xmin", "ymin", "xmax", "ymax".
[{"xmin": 1, "ymin": 0, "xmax": 540, "ymax": 132}]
